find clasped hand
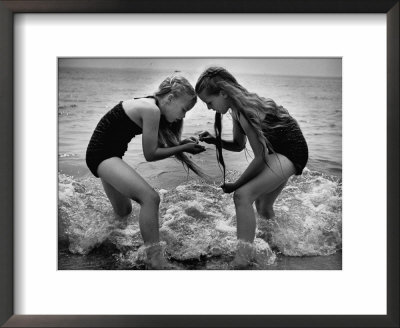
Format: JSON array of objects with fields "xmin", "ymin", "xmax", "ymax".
[
  {"xmin": 180, "ymin": 137, "xmax": 206, "ymax": 154},
  {"xmin": 221, "ymin": 182, "xmax": 236, "ymax": 194},
  {"xmin": 182, "ymin": 134, "xmax": 236, "ymax": 192},
  {"xmin": 180, "ymin": 136, "xmax": 199, "ymax": 145},
  {"xmin": 198, "ymin": 131, "xmax": 216, "ymax": 145}
]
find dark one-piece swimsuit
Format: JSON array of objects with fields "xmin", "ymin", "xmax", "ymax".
[
  {"xmin": 261, "ymin": 113, "xmax": 309, "ymax": 175},
  {"xmin": 86, "ymin": 97, "xmax": 154, "ymax": 178}
]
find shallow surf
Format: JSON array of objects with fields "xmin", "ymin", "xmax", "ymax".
[{"xmin": 58, "ymin": 168, "xmax": 342, "ymax": 270}]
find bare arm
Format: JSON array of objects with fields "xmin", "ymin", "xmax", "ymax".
[
  {"xmin": 222, "ymin": 118, "xmax": 247, "ymax": 151},
  {"xmin": 199, "ymin": 117, "xmax": 246, "ymax": 152},
  {"xmin": 226, "ymin": 115, "xmax": 267, "ymax": 190},
  {"xmin": 141, "ymin": 106, "xmax": 205, "ymax": 162}
]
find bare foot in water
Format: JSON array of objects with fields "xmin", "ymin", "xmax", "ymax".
[
  {"xmin": 230, "ymin": 240, "xmax": 256, "ymax": 269},
  {"xmin": 114, "ymin": 217, "xmax": 128, "ymax": 229},
  {"xmin": 144, "ymin": 243, "xmax": 173, "ymax": 269},
  {"xmin": 108, "ymin": 214, "xmax": 129, "ymax": 231}
]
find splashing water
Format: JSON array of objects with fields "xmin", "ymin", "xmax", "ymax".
[
  {"xmin": 257, "ymin": 169, "xmax": 342, "ymax": 256},
  {"xmin": 58, "ymin": 168, "xmax": 342, "ymax": 269},
  {"xmin": 59, "ymin": 175, "xmax": 115, "ymax": 254}
]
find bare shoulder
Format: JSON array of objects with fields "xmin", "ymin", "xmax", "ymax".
[
  {"xmin": 122, "ymin": 98, "xmax": 160, "ymax": 124},
  {"xmin": 123, "ymin": 97, "xmax": 158, "ymax": 113}
]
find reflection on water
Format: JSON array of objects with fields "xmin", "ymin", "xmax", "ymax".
[{"xmin": 58, "ymin": 245, "xmax": 342, "ymax": 270}]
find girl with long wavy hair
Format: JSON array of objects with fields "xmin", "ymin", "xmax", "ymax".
[
  {"xmin": 86, "ymin": 75, "xmax": 206, "ymax": 269},
  {"xmin": 195, "ymin": 67, "xmax": 308, "ymax": 267}
]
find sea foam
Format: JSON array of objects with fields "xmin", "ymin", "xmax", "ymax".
[{"xmin": 58, "ymin": 168, "xmax": 342, "ymax": 269}]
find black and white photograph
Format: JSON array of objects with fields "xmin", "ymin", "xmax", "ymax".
[
  {"xmin": 1, "ymin": 1, "xmax": 396, "ymax": 324},
  {"xmin": 58, "ymin": 58, "xmax": 342, "ymax": 270}
]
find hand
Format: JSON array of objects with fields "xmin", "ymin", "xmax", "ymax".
[
  {"xmin": 180, "ymin": 136, "xmax": 199, "ymax": 145},
  {"xmin": 184, "ymin": 143, "xmax": 206, "ymax": 155},
  {"xmin": 198, "ymin": 131, "xmax": 216, "ymax": 145},
  {"xmin": 221, "ymin": 182, "xmax": 236, "ymax": 194}
]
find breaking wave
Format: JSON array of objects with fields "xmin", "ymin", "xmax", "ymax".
[{"xmin": 58, "ymin": 168, "xmax": 342, "ymax": 269}]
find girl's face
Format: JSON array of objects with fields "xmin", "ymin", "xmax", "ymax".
[
  {"xmin": 198, "ymin": 90, "xmax": 230, "ymax": 114},
  {"xmin": 162, "ymin": 93, "xmax": 194, "ymax": 123}
]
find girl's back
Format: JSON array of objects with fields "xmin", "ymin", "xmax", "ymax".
[{"xmin": 122, "ymin": 97, "xmax": 159, "ymax": 129}]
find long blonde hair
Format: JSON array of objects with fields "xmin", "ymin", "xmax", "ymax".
[
  {"xmin": 195, "ymin": 67, "xmax": 293, "ymax": 180},
  {"xmin": 154, "ymin": 75, "xmax": 206, "ymax": 178}
]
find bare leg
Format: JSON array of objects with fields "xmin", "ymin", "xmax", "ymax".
[
  {"xmin": 255, "ymin": 181, "xmax": 287, "ymax": 220},
  {"xmin": 97, "ymin": 157, "xmax": 160, "ymax": 245},
  {"xmin": 231, "ymin": 154, "xmax": 295, "ymax": 268},
  {"xmin": 233, "ymin": 154, "xmax": 296, "ymax": 243},
  {"xmin": 101, "ymin": 179, "xmax": 132, "ymax": 228}
]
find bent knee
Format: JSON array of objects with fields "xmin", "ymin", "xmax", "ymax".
[
  {"xmin": 233, "ymin": 189, "xmax": 251, "ymax": 205},
  {"xmin": 115, "ymin": 203, "xmax": 132, "ymax": 217},
  {"xmin": 138, "ymin": 189, "xmax": 160, "ymax": 206}
]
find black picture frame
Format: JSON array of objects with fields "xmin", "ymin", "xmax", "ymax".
[{"xmin": 0, "ymin": 1, "xmax": 398, "ymax": 327}]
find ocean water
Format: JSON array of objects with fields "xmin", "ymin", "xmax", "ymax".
[{"xmin": 58, "ymin": 66, "xmax": 342, "ymax": 270}]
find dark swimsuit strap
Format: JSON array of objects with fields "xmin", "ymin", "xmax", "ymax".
[
  {"xmin": 134, "ymin": 95, "xmax": 160, "ymax": 107},
  {"xmin": 134, "ymin": 95, "xmax": 154, "ymax": 99}
]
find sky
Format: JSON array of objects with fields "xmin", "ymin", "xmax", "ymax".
[{"xmin": 59, "ymin": 58, "xmax": 342, "ymax": 78}]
